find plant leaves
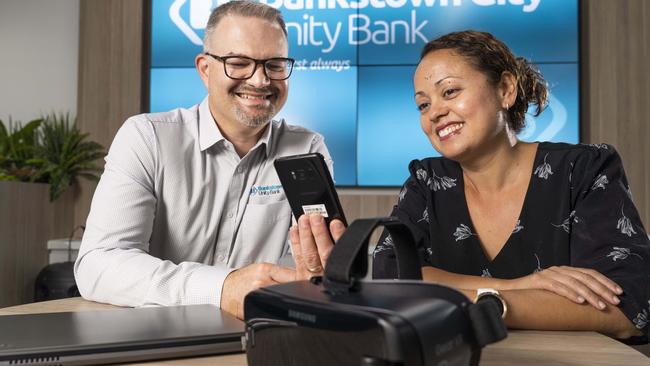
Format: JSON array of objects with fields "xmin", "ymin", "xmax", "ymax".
[{"xmin": 0, "ymin": 114, "xmax": 105, "ymax": 200}]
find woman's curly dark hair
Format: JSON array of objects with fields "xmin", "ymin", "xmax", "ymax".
[{"xmin": 420, "ymin": 30, "xmax": 548, "ymax": 133}]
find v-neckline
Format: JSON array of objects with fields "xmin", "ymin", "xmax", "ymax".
[{"xmin": 458, "ymin": 142, "xmax": 543, "ymax": 264}]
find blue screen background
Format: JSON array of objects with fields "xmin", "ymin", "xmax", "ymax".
[{"xmin": 150, "ymin": 0, "xmax": 579, "ymax": 186}]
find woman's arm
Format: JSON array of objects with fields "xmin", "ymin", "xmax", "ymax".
[
  {"xmin": 422, "ymin": 266, "xmax": 510, "ymax": 289},
  {"xmin": 422, "ymin": 265, "xmax": 623, "ymax": 309},
  {"xmin": 424, "ymin": 265, "xmax": 640, "ymax": 339},
  {"xmin": 457, "ymin": 288, "xmax": 641, "ymax": 339}
]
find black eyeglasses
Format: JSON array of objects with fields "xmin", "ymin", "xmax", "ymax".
[{"xmin": 204, "ymin": 53, "xmax": 295, "ymax": 81}]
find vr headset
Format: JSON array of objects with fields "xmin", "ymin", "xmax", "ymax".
[{"xmin": 244, "ymin": 217, "xmax": 507, "ymax": 366}]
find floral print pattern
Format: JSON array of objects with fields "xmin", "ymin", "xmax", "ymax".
[
  {"xmin": 416, "ymin": 169, "xmax": 428, "ymax": 182},
  {"xmin": 633, "ymin": 301, "xmax": 649, "ymax": 330},
  {"xmin": 428, "ymin": 175, "xmax": 457, "ymax": 192},
  {"xmin": 534, "ymin": 153, "xmax": 553, "ymax": 179},
  {"xmin": 512, "ymin": 219, "xmax": 524, "ymax": 234},
  {"xmin": 416, "ymin": 168, "xmax": 457, "ymax": 192},
  {"xmin": 587, "ymin": 143, "xmax": 609, "ymax": 150},
  {"xmin": 617, "ymin": 204, "xmax": 638, "ymax": 237},
  {"xmin": 552, "ymin": 210, "xmax": 579, "ymax": 234},
  {"xmin": 591, "ymin": 174, "xmax": 609, "ymax": 191},
  {"xmin": 453, "ymin": 224, "xmax": 475, "ymax": 242},
  {"xmin": 417, "ymin": 208, "xmax": 429, "ymax": 223},
  {"xmin": 607, "ymin": 247, "xmax": 642, "ymax": 261},
  {"xmin": 373, "ymin": 234, "xmax": 394, "ymax": 258}
]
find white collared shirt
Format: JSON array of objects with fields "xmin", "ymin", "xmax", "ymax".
[{"xmin": 74, "ymin": 98, "xmax": 332, "ymax": 307}]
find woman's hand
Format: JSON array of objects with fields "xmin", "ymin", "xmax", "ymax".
[
  {"xmin": 508, "ymin": 266, "xmax": 623, "ymax": 310},
  {"xmin": 289, "ymin": 214, "xmax": 346, "ymax": 280}
]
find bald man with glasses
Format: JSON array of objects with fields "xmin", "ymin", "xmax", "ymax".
[{"xmin": 75, "ymin": 1, "xmax": 332, "ymax": 319}]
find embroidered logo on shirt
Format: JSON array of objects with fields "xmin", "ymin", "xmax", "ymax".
[{"xmin": 250, "ymin": 184, "xmax": 283, "ymax": 197}]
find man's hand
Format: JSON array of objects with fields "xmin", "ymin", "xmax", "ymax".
[
  {"xmin": 220, "ymin": 263, "xmax": 295, "ymax": 319},
  {"xmin": 508, "ymin": 266, "xmax": 623, "ymax": 310},
  {"xmin": 289, "ymin": 214, "xmax": 346, "ymax": 280}
]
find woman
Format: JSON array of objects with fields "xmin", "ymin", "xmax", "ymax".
[{"xmin": 289, "ymin": 31, "xmax": 649, "ymax": 341}]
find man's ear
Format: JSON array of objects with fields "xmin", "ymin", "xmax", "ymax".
[
  {"xmin": 499, "ymin": 71, "xmax": 517, "ymax": 109},
  {"xmin": 195, "ymin": 53, "xmax": 210, "ymax": 88}
]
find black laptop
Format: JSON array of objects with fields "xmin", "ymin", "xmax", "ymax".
[{"xmin": 0, "ymin": 304, "xmax": 245, "ymax": 365}]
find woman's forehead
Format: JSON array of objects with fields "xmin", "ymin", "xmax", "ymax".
[{"xmin": 415, "ymin": 51, "xmax": 476, "ymax": 83}]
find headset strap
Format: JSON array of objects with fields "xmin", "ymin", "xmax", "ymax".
[
  {"xmin": 324, "ymin": 217, "xmax": 422, "ymax": 294},
  {"xmin": 468, "ymin": 300, "xmax": 508, "ymax": 347}
]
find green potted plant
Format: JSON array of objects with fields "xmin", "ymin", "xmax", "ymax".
[{"xmin": 0, "ymin": 114, "xmax": 105, "ymax": 201}]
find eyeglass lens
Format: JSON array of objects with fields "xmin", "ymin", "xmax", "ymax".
[{"xmin": 224, "ymin": 57, "xmax": 293, "ymax": 80}]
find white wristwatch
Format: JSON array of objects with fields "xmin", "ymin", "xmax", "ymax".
[{"xmin": 474, "ymin": 288, "xmax": 507, "ymax": 319}]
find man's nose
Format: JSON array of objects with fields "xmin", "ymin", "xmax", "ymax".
[{"xmin": 247, "ymin": 64, "xmax": 270, "ymax": 88}]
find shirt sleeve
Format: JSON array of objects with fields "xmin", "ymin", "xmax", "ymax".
[
  {"xmin": 569, "ymin": 144, "xmax": 650, "ymax": 340},
  {"xmin": 74, "ymin": 117, "xmax": 234, "ymax": 307},
  {"xmin": 372, "ymin": 160, "xmax": 432, "ymax": 279}
]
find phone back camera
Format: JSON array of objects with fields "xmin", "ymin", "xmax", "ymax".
[{"xmin": 291, "ymin": 168, "xmax": 315, "ymax": 181}]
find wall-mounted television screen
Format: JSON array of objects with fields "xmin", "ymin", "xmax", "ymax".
[{"xmin": 149, "ymin": 0, "xmax": 579, "ymax": 186}]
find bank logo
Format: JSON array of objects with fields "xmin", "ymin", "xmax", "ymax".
[
  {"xmin": 169, "ymin": 0, "xmax": 220, "ymax": 45},
  {"xmin": 250, "ymin": 184, "xmax": 283, "ymax": 197}
]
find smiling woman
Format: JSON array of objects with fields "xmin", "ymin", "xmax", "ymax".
[
  {"xmin": 412, "ymin": 31, "xmax": 546, "ymax": 162},
  {"xmin": 369, "ymin": 30, "xmax": 650, "ymax": 342}
]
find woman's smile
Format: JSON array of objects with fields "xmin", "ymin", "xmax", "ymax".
[{"xmin": 436, "ymin": 121, "xmax": 465, "ymax": 141}]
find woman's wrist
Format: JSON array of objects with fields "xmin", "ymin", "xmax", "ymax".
[
  {"xmin": 421, "ymin": 266, "xmax": 516, "ymax": 290},
  {"xmin": 491, "ymin": 278, "xmax": 516, "ymax": 291},
  {"xmin": 471, "ymin": 276, "xmax": 514, "ymax": 291}
]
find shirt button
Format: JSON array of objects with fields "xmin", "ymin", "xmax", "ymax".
[
  {"xmin": 227, "ymin": 212, "xmax": 234, "ymax": 218},
  {"xmin": 236, "ymin": 167, "xmax": 243, "ymax": 173},
  {"xmin": 217, "ymin": 254, "xmax": 225, "ymax": 262}
]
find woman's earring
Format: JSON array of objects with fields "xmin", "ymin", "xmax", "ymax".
[{"xmin": 504, "ymin": 103, "xmax": 509, "ymax": 110}]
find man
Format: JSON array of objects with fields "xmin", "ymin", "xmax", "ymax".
[{"xmin": 74, "ymin": 1, "xmax": 331, "ymax": 319}]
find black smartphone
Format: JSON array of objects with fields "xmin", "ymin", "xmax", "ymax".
[{"xmin": 274, "ymin": 153, "xmax": 347, "ymax": 226}]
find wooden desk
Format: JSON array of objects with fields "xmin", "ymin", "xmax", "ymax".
[{"xmin": 1, "ymin": 297, "xmax": 649, "ymax": 366}]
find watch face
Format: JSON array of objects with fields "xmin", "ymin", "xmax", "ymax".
[{"xmin": 476, "ymin": 290, "xmax": 507, "ymax": 319}]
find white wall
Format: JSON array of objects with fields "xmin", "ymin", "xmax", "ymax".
[{"xmin": 0, "ymin": 0, "xmax": 79, "ymax": 124}]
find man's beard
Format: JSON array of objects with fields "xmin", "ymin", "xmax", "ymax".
[
  {"xmin": 234, "ymin": 103, "xmax": 276, "ymax": 128},
  {"xmin": 231, "ymin": 85, "xmax": 279, "ymax": 128}
]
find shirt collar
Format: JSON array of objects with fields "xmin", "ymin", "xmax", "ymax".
[
  {"xmin": 198, "ymin": 97, "xmax": 275, "ymax": 156},
  {"xmin": 256, "ymin": 118, "xmax": 273, "ymax": 157},
  {"xmin": 198, "ymin": 97, "xmax": 225, "ymax": 152}
]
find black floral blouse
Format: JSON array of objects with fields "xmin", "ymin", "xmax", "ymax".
[{"xmin": 372, "ymin": 142, "xmax": 650, "ymax": 341}]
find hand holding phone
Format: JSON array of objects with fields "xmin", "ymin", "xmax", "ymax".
[{"xmin": 274, "ymin": 153, "xmax": 347, "ymax": 227}]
